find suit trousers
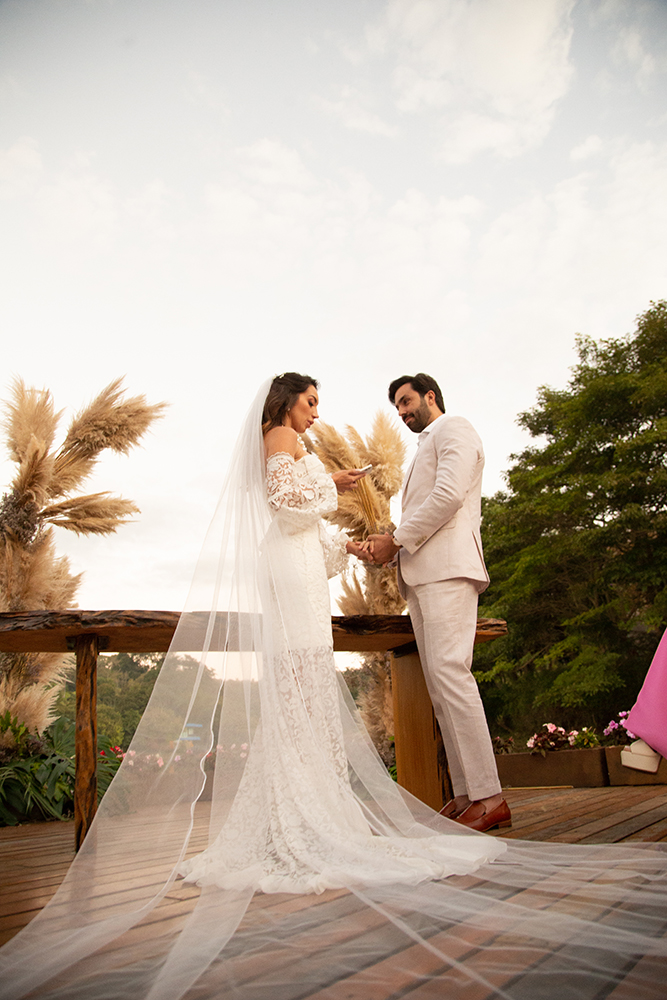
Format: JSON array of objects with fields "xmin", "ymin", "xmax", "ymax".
[{"xmin": 405, "ymin": 578, "xmax": 502, "ymax": 801}]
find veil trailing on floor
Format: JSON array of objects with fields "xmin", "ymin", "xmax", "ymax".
[{"xmin": 1, "ymin": 378, "xmax": 667, "ymax": 1000}]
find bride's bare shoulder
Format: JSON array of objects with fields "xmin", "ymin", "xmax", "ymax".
[{"xmin": 264, "ymin": 426, "xmax": 298, "ymax": 458}]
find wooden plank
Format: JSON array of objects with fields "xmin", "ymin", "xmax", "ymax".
[
  {"xmin": 74, "ymin": 634, "xmax": 99, "ymax": 851},
  {"xmin": 390, "ymin": 649, "xmax": 452, "ymax": 811},
  {"xmin": 0, "ymin": 611, "xmax": 506, "ymax": 654}
]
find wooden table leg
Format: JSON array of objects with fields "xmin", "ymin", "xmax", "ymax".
[
  {"xmin": 390, "ymin": 647, "xmax": 453, "ymax": 811},
  {"xmin": 73, "ymin": 634, "xmax": 99, "ymax": 851}
]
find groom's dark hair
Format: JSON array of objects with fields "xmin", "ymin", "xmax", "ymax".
[{"xmin": 388, "ymin": 373, "xmax": 445, "ymax": 413}]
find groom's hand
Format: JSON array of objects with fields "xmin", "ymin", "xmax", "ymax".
[{"xmin": 366, "ymin": 532, "xmax": 400, "ymax": 565}]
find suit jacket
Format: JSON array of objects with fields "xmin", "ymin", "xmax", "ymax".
[{"xmin": 393, "ymin": 413, "xmax": 490, "ymax": 596}]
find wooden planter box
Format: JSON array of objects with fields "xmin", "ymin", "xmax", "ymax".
[
  {"xmin": 604, "ymin": 746, "xmax": 667, "ymax": 786},
  {"xmin": 496, "ymin": 748, "xmax": 609, "ymax": 788}
]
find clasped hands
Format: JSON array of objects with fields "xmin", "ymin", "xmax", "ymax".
[
  {"xmin": 332, "ymin": 469, "xmax": 399, "ymax": 566},
  {"xmin": 346, "ymin": 533, "xmax": 400, "ymax": 566}
]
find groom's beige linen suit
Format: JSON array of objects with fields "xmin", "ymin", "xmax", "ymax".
[{"xmin": 393, "ymin": 413, "xmax": 502, "ymax": 801}]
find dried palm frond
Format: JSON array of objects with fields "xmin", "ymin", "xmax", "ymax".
[
  {"xmin": 311, "ymin": 411, "xmax": 409, "ymax": 758},
  {"xmin": 342, "ymin": 426, "xmax": 371, "ymax": 466},
  {"xmin": 338, "ymin": 573, "xmax": 368, "ymax": 616},
  {"xmin": 310, "ymin": 421, "xmax": 387, "ymax": 539},
  {"xmin": 0, "ymin": 662, "xmax": 66, "ymax": 734},
  {"xmin": 0, "ymin": 533, "xmax": 80, "ymax": 613},
  {"xmin": 51, "ymin": 377, "xmax": 168, "ymax": 497},
  {"xmin": 41, "ymin": 493, "xmax": 139, "ymax": 534},
  {"xmin": 309, "ymin": 421, "xmax": 360, "ymax": 472},
  {"xmin": 0, "ymin": 376, "xmax": 166, "ymax": 739},
  {"xmin": 11, "ymin": 435, "xmax": 55, "ymax": 507},
  {"xmin": 358, "ymin": 664, "xmax": 395, "ymax": 763},
  {"xmin": 2, "ymin": 378, "xmax": 61, "ymax": 466},
  {"xmin": 364, "ymin": 410, "xmax": 407, "ymax": 499}
]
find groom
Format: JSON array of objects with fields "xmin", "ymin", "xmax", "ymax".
[{"xmin": 367, "ymin": 373, "xmax": 510, "ymax": 833}]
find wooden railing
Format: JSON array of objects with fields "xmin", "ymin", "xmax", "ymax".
[{"xmin": 0, "ymin": 611, "xmax": 507, "ymax": 847}]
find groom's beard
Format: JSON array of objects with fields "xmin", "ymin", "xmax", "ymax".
[{"xmin": 403, "ymin": 399, "xmax": 432, "ymax": 433}]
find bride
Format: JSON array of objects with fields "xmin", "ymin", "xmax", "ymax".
[{"xmin": 1, "ymin": 373, "xmax": 666, "ymax": 1000}]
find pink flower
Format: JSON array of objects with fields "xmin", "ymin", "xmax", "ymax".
[
  {"xmin": 546, "ymin": 724, "xmax": 557, "ymax": 733},
  {"xmin": 157, "ymin": 757, "xmax": 164, "ymax": 768}
]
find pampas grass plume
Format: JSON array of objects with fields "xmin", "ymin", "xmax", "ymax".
[{"xmin": 0, "ymin": 376, "xmax": 165, "ymax": 737}]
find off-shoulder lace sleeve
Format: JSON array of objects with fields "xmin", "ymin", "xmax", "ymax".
[
  {"xmin": 266, "ymin": 452, "xmax": 338, "ymax": 522},
  {"xmin": 319, "ymin": 522, "xmax": 349, "ymax": 578},
  {"xmin": 266, "ymin": 453, "xmax": 319, "ymax": 510}
]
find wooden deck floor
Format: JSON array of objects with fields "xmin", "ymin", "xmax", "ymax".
[
  {"xmin": 2, "ymin": 784, "xmax": 666, "ymax": 950},
  {"xmin": 2, "ymin": 785, "xmax": 666, "ymax": 998}
]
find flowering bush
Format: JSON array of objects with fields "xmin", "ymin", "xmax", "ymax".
[
  {"xmin": 526, "ymin": 724, "xmax": 572, "ymax": 756},
  {"xmin": 491, "ymin": 736, "xmax": 515, "ymax": 755},
  {"xmin": 568, "ymin": 727, "xmax": 600, "ymax": 749},
  {"xmin": 525, "ymin": 714, "xmax": 637, "ymax": 756},
  {"xmin": 603, "ymin": 711, "xmax": 636, "ymax": 745},
  {"xmin": 204, "ymin": 743, "xmax": 249, "ymax": 771}
]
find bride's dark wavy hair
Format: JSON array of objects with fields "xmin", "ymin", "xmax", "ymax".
[{"xmin": 262, "ymin": 372, "xmax": 320, "ymax": 433}]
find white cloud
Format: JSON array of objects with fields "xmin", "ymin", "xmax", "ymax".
[
  {"xmin": 373, "ymin": 0, "xmax": 575, "ymax": 160},
  {"xmin": 570, "ymin": 134, "xmax": 604, "ymax": 161},
  {"xmin": 477, "ymin": 137, "xmax": 667, "ymax": 320},
  {"xmin": 0, "ymin": 136, "xmax": 42, "ymax": 196},
  {"xmin": 234, "ymin": 138, "xmax": 317, "ymax": 190},
  {"xmin": 612, "ymin": 26, "xmax": 656, "ymax": 87},
  {"xmin": 315, "ymin": 86, "xmax": 398, "ymax": 137},
  {"xmin": 439, "ymin": 113, "xmax": 517, "ymax": 164}
]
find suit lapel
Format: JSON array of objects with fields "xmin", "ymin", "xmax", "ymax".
[{"xmin": 401, "ymin": 447, "xmax": 420, "ymax": 499}]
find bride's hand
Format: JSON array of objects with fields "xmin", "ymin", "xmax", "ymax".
[
  {"xmin": 346, "ymin": 540, "xmax": 372, "ymax": 562},
  {"xmin": 332, "ymin": 469, "xmax": 366, "ymax": 494}
]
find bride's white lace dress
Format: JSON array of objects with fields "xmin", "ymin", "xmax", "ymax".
[{"xmin": 179, "ymin": 450, "xmax": 502, "ymax": 893}]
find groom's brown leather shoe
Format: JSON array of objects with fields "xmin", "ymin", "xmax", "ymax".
[
  {"xmin": 439, "ymin": 798, "xmax": 467, "ymax": 819},
  {"xmin": 454, "ymin": 798, "xmax": 512, "ymax": 832}
]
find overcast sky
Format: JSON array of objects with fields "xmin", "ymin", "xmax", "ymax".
[{"xmin": 1, "ymin": 0, "xmax": 666, "ymax": 612}]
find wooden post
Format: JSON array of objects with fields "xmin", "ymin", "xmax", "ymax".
[
  {"xmin": 73, "ymin": 634, "xmax": 99, "ymax": 851},
  {"xmin": 390, "ymin": 647, "xmax": 453, "ymax": 811}
]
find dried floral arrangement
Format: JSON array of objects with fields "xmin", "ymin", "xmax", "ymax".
[
  {"xmin": 0, "ymin": 377, "xmax": 166, "ymax": 743},
  {"xmin": 307, "ymin": 412, "xmax": 407, "ymax": 763}
]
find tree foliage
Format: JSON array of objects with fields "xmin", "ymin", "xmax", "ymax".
[
  {"xmin": 476, "ymin": 301, "xmax": 667, "ymax": 735},
  {"xmin": 55, "ymin": 653, "xmax": 165, "ymax": 749}
]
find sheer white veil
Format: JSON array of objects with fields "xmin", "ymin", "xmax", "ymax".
[{"xmin": 1, "ymin": 377, "xmax": 667, "ymax": 1000}]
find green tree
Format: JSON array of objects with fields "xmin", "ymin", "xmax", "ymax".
[
  {"xmin": 476, "ymin": 301, "xmax": 667, "ymax": 736},
  {"xmin": 55, "ymin": 652, "xmax": 165, "ymax": 749}
]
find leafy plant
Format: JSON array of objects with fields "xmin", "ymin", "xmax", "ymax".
[
  {"xmin": 0, "ymin": 715, "xmax": 122, "ymax": 826},
  {"xmin": 568, "ymin": 727, "xmax": 600, "ymax": 749},
  {"xmin": 491, "ymin": 735, "xmax": 515, "ymax": 755}
]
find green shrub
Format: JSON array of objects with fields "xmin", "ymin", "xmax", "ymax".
[{"xmin": 0, "ymin": 715, "xmax": 122, "ymax": 826}]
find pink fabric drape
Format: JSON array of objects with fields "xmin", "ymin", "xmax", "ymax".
[{"xmin": 626, "ymin": 629, "xmax": 667, "ymax": 757}]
